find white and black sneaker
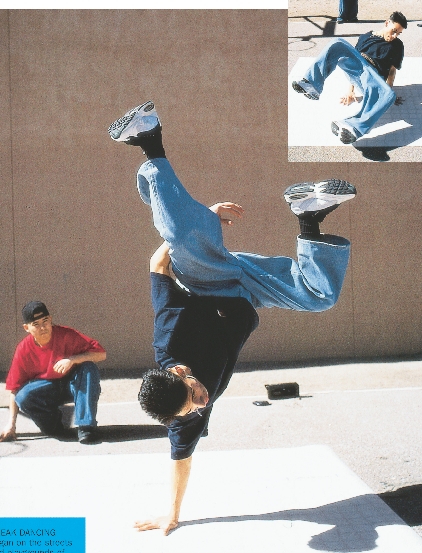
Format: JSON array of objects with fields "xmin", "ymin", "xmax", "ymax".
[
  {"xmin": 284, "ymin": 179, "xmax": 356, "ymax": 216},
  {"xmin": 108, "ymin": 101, "xmax": 161, "ymax": 143},
  {"xmin": 331, "ymin": 121, "xmax": 358, "ymax": 144},
  {"xmin": 292, "ymin": 79, "xmax": 320, "ymax": 100}
]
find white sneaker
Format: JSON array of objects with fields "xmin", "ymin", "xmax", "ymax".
[
  {"xmin": 331, "ymin": 120, "xmax": 358, "ymax": 144},
  {"xmin": 284, "ymin": 179, "xmax": 356, "ymax": 215},
  {"xmin": 108, "ymin": 101, "xmax": 161, "ymax": 142}
]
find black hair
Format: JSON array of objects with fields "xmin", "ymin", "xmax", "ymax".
[
  {"xmin": 138, "ymin": 368, "xmax": 188, "ymax": 425},
  {"xmin": 389, "ymin": 11, "xmax": 407, "ymax": 29}
]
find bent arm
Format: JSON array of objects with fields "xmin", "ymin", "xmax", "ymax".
[
  {"xmin": 209, "ymin": 202, "xmax": 244, "ymax": 226},
  {"xmin": 150, "ymin": 242, "xmax": 171, "ymax": 276},
  {"xmin": 0, "ymin": 392, "xmax": 19, "ymax": 441},
  {"xmin": 53, "ymin": 350, "xmax": 106, "ymax": 375},
  {"xmin": 134, "ymin": 455, "xmax": 192, "ymax": 535}
]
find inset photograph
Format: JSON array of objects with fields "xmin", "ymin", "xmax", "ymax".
[{"xmin": 288, "ymin": 1, "xmax": 422, "ymax": 162}]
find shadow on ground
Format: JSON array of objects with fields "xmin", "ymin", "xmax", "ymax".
[
  {"xmin": 177, "ymin": 488, "xmax": 422, "ymax": 551},
  {"xmin": 288, "ymin": 15, "xmax": 384, "ymax": 47},
  {"xmin": 0, "ymin": 424, "xmax": 168, "ymax": 449},
  {"xmin": 353, "ymin": 84, "xmax": 422, "ymax": 159},
  {"xmin": 97, "ymin": 424, "xmax": 167, "ymax": 442}
]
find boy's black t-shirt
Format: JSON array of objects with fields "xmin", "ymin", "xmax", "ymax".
[
  {"xmin": 150, "ymin": 272, "xmax": 259, "ymax": 460},
  {"xmin": 355, "ymin": 31, "xmax": 404, "ymax": 80}
]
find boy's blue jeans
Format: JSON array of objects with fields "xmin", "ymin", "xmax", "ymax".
[
  {"xmin": 137, "ymin": 158, "xmax": 351, "ymax": 312},
  {"xmin": 15, "ymin": 362, "xmax": 101, "ymax": 433},
  {"xmin": 303, "ymin": 38, "xmax": 396, "ymax": 138}
]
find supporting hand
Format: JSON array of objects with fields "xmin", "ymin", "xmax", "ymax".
[
  {"xmin": 134, "ymin": 515, "xmax": 179, "ymax": 536},
  {"xmin": 0, "ymin": 423, "xmax": 17, "ymax": 442},
  {"xmin": 209, "ymin": 202, "xmax": 244, "ymax": 225},
  {"xmin": 339, "ymin": 92, "xmax": 358, "ymax": 105},
  {"xmin": 0, "ymin": 392, "xmax": 19, "ymax": 441},
  {"xmin": 340, "ymin": 84, "xmax": 357, "ymax": 106}
]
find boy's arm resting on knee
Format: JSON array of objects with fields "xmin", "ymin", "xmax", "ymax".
[
  {"xmin": 53, "ymin": 350, "xmax": 107, "ymax": 375},
  {"xmin": 150, "ymin": 242, "xmax": 171, "ymax": 276},
  {"xmin": 0, "ymin": 392, "xmax": 19, "ymax": 441},
  {"xmin": 134, "ymin": 455, "xmax": 192, "ymax": 535}
]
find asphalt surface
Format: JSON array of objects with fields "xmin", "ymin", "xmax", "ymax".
[
  {"xmin": 1, "ymin": 357, "xmax": 422, "ymax": 539},
  {"xmin": 288, "ymin": 1, "xmax": 422, "ymax": 161}
]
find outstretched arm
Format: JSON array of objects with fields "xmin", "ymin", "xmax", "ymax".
[
  {"xmin": 134, "ymin": 456, "xmax": 192, "ymax": 535},
  {"xmin": 209, "ymin": 202, "xmax": 244, "ymax": 226},
  {"xmin": 0, "ymin": 392, "xmax": 19, "ymax": 442},
  {"xmin": 386, "ymin": 67, "xmax": 403, "ymax": 105},
  {"xmin": 386, "ymin": 66, "xmax": 396, "ymax": 88}
]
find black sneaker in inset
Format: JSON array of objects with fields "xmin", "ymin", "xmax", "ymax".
[
  {"xmin": 292, "ymin": 79, "xmax": 320, "ymax": 100},
  {"xmin": 284, "ymin": 179, "xmax": 357, "ymax": 216},
  {"xmin": 108, "ymin": 101, "xmax": 161, "ymax": 143},
  {"xmin": 331, "ymin": 121, "xmax": 358, "ymax": 144}
]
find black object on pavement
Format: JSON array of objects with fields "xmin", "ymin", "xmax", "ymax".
[{"xmin": 265, "ymin": 382, "xmax": 300, "ymax": 400}]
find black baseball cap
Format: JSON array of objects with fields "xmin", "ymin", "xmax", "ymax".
[{"xmin": 22, "ymin": 301, "xmax": 50, "ymax": 324}]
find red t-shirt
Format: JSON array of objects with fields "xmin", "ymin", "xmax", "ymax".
[{"xmin": 6, "ymin": 325, "xmax": 105, "ymax": 392}]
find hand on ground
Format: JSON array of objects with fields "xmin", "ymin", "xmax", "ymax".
[
  {"xmin": 134, "ymin": 515, "xmax": 179, "ymax": 536},
  {"xmin": 0, "ymin": 426, "xmax": 16, "ymax": 442},
  {"xmin": 339, "ymin": 94, "xmax": 356, "ymax": 106}
]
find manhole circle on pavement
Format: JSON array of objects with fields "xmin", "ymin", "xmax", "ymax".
[{"xmin": 288, "ymin": 39, "xmax": 316, "ymax": 51}]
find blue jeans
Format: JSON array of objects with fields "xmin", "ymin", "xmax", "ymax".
[
  {"xmin": 304, "ymin": 38, "xmax": 396, "ymax": 138},
  {"xmin": 137, "ymin": 158, "xmax": 350, "ymax": 312},
  {"xmin": 15, "ymin": 362, "xmax": 101, "ymax": 433},
  {"xmin": 338, "ymin": 0, "xmax": 358, "ymax": 21}
]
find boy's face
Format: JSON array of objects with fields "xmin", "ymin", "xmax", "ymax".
[
  {"xmin": 384, "ymin": 20, "xmax": 404, "ymax": 41},
  {"xmin": 168, "ymin": 365, "xmax": 209, "ymax": 416},
  {"xmin": 23, "ymin": 315, "xmax": 53, "ymax": 346}
]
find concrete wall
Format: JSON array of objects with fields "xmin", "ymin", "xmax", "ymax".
[{"xmin": 1, "ymin": 9, "xmax": 420, "ymax": 374}]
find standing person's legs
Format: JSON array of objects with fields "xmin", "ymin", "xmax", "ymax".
[
  {"xmin": 15, "ymin": 379, "xmax": 66, "ymax": 435},
  {"xmin": 338, "ymin": 0, "xmax": 358, "ymax": 22}
]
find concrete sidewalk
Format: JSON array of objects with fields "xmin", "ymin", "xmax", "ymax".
[{"xmin": 288, "ymin": 3, "xmax": 422, "ymax": 161}]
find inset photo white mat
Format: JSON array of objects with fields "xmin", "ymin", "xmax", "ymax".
[{"xmin": 289, "ymin": 58, "xmax": 422, "ymax": 148}]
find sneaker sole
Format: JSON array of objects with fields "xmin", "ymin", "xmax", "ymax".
[
  {"xmin": 292, "ymin": 81, "xmax": 319, "ymax": 100},
  {"xmin": 284, "ymin": 179, "xmax": 357, "ymax": 203},
  {"xmin": 108, "ymin": 101, "xmax": 157, "ymax": 141},
  {"xmin": 331, "ymin": 121, "xmax": 357, "ymax": 144}
]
